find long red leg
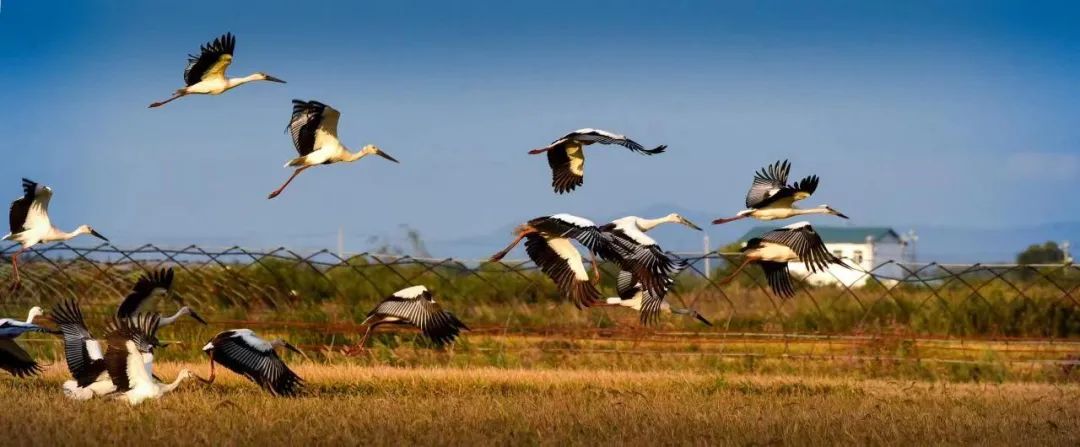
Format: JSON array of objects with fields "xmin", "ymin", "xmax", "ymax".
[
  {"xmin": 712, "ymin": 215, "xmax": 748, "ymax": 225},
  {"xmin": 9, "ymin": 247, "xmax": 24, "ymax": 290},
  {"xmin": 590, "ymin": 249, "xmax": 600, "ymax": 285},
  {"xmin": 719, "ymin": 258, "xmax": 753, "ymax": 285},
  {"xmin": 489, "ymin": 227, "xmax": 536, "ymax": 261},
  {"xmin": 148, "ymin": 92, "xmax": 186, "ymax": 108},
  {"xmin": 267, "ymin": 167, "xmax": 310, "ymax": 199},
  {"xmin": 354, "ymin": 324, "xmax": 379, "ymax": 354}
]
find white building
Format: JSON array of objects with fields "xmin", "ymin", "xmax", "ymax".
[{"xmin": 738, "ymin": 226, "xmax": 908, "ymax": 287}]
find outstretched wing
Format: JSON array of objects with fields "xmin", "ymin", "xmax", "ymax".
[
  {"xmin": 524, "ymin": 234, "xmax": 601, "ymax": 308},
  {"xmin": 546, "ymin": 142, "xmax": 585, "ymax": 194},
  {"xmin": 745, "ymin": 160, "xmax": 792, "ymax": 208},
  {"xmin": 51, "ymin": 299, "xmax": 107, "ymax": 387},
  {"xmin": 367, "ymin": 288, "xmax": 468, "ymax": 345},
  {"xmin": 760, "ymin": 261, "xmax": 796, "ymax": 299},
  {"xmin": 287, "ymin": 100, "xmax": 332, "ymax": 157},
  {"xmin": 568, "ymin": 129, "xmax": 666, "ymax": 154},
  {"xmin": 760, "ymin": 223, "xmax": 844, "ymax": 274},
  {"xmin": 0, "ymin": 339, "xmax": 41, "ymax": 378},
  {"xmin": 210, "ymin": 332, "xmax": 304, "ymax": 396},
  {"xmin": 184, "ymin": 32, "xmax": 236, "ymax": 86},
  {"xmin": 116, "ymin": 268, "xmax": 175, "ymax": 318}
]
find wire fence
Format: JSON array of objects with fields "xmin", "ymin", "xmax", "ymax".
[{"xmin": 2, "ymin": 242, "xmax": 1078, "ymax": 340}]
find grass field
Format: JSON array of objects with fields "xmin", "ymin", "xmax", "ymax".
[{"xmin": 4, "ymin": 363, "xmax": 1079, "ymax": 446}]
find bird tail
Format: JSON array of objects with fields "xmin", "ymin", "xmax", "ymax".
[{"xmin": 284, "ymin": 156, "xmax": 307, "ymax": 168}]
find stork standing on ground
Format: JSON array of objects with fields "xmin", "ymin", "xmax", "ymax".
[
  {"xmin": 712, "ymin": 160, "xmax": 848, "ymax": 225},
  {"xmin": 601, "ymin": 214, "xmax": 700, "ymax": 300},
  {"xmin": 52, "ymin": 299, "xmax": 114, "ymax": 399},
  {"xmin": 0, "ymin": 306, "xmax": 58, "ymax": 377},
  {"xmin": 721, "ymin": 221, "xmax": 848, "ymax": 299},
  {"xmin": 528, "ymin": 129, "xmax": 667, "ymax": 194},
  {"xmin": 103, "ymin": 315, "xmax": 194, "ymax": 405},
  {"xmin": 605, "ymin": 271, "xmax": 712, "ymax": 326},
  {"xmin": 116, "ymin": 268, "xmax": 207, "ymax": 327},
  {"xmin": 201, "ymin": 329, "xmax": 304, "ymax": 396},
  {"xmin": 148, "ymin": 33, "xmax": 285, "ymax": 108},
  {"xmin": 4, "ymin": 179, "xmax": 108, "ymax": 288},
  {"xmin": 355, "ymin": 285, "xmax": 468, "ymax": 351},
  {"xmin": 490, "ymin": 214, "xmax": 629, "ymax": 308},
  {"xmin": 268, "ymin": 100, "xmax": 400, "ymax": 199}
]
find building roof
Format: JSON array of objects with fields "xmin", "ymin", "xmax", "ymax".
[{"xmin": 737, "ymin": 225, "xmax": 902, "ymax": 244}]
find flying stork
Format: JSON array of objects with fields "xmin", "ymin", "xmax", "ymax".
[
  {"xmin": 103, "ymin": 314, "xmax": 195, "ymax": 405},
  {"xmin": 600, "ymin": 214, "xmax": 700, "ymax": 300},
  {"xmin": 148, "ymin": 32, "xmax": 285, "ymax": 108},
  {"xmin": 116, "ymin": 268, "xmax": 207, "ymax": 327},
  {"xmin": 712, "ymin": 160, "xmax": 848, "ymax": 225},
  {"xmin": 267, "ymin": 100, "xmax": 400, "ymax": 199},
  {"xmin": 0, "ymin": 306, "xmax": 58, "ymax": 377},
  {"xmin": 721, "ymin": 221, "xmax": 848, "ymax": 299},
  {"xmin": 489, "ymin": 214, "xmax": 627, "ymax": 308},
  {"xmin": 4, "ymin": 179, "xmax": 108, "ymax": 288},
  {"xmin": 528, "ymin": 129, "xmax": 667, "ymax": 194},
  {"xmin": 201, "ymin": 329, "xmax": 305, "ymax": 396},
  {"xmin": 605, "ymin": 271, "xmax": 712, "ymax": 326},
  {"xmin": 355, "ymin": 285, "xmax": 469, "ymax": 351}
]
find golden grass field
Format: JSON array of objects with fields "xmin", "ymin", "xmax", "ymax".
[{"xmin": 3, "ymin": 361, "xmax": 1080, "ymax": 446}]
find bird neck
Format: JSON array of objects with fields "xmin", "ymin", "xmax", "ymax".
[
  {"xmin": 160, "ymin": 374, "xmax": 188, "ymax": 393},
  {"xmin": 24, "ymin": 311, "xmax": 38, "ymax": 324},
  {"xmin": 227, "ymin": 73, "xmax": 262, "ymax": 88},
  {"xmin": 160, "ymin": 308, "xmax": 186, "ymax": 326},
  {"xmin": 637, "ymin": 216, "xmax": 674, "ymax": 232},
  {"xmin": 344, "ymin": 148, "xmax": 368, "ymax": 162},
  {"xmin": 791, "ymin": 207, "xmax": 829, "ymax": 216},
  {"xmin": 45, "ymin": 227, "xmax": 84, "ymax": 242}
]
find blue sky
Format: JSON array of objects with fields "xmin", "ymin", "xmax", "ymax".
[{"xmin": 2, "ymin": 1, "xmax": 1078, "ymax": 254}]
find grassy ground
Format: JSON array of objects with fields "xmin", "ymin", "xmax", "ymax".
[{"xmin": 3, "ymin": 363, "xmax": 1079, "ymax": 446}]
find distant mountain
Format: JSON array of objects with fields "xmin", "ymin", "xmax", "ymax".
[{"xmin": 425, "ymin": 204, "xmax": 1080, "ymax": 264}]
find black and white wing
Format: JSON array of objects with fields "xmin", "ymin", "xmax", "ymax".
[
  {"xmin": 745, "ymin": 160, "xmax": 793, "ymax": 208},
  {"xmin": 566, "ymin": 128, "xmax": 667, "ymax": 154},
  {"xmin": 615, "ymin": 270, "xmax": 671, "ymax": 326},
  {"xmin": 8, "ymin": 178, "xmax": 51, "ymax": 236},
  {"xmin": 0, "ymin": 338, "xmax": 41, "ymax": 377},
  {"xmin": 545, "ymin": 141, "xmax": 585, "ymax": 194},
  {"xmin": 759, "ymin": 261, "xmax": 796, "ymax": 299},
  {"xmin": 51, "ymin": 299, "xmax": 107, "ymax": 387},
  {"xmin": 287, "ymin": 100, "xmax": 339, "ymax": 157},
  {"xmin": 525, "ymin": 233, "xmax": 601, "ymax": 308},
  {"xmin": 602, "ymin": 224, "xmax": 685, "ymax": 300},
  {"xmin": 103, "ymin": 314, "xmax": 161, "ymax": 392},
  {"xmin": 184, "ymin": 32, "xmax": 236, "ymax": 86},
  {"xmin": 116, "ymin": 268, "xmax": 175, "ymax": 318},
  {"xmin": 759, "ymin": 222, "xmax": 845, "ymax": 274},
  {"xmin": 365, "ymin": 286, "xmax": 469, "ymax": 345},
  {"xmin": 204, "ymin": 330, "xmax": 303, "ymax": 396}
]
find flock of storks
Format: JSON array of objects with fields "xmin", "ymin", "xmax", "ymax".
[{"xmin": 0, "ymin": 33, "xmax": 850, "ymax": 402}]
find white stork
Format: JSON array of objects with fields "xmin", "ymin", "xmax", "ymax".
[
  {"xmin": 115, "ymin": 268, "xmax": 207, "ymax": 327},
  {"xmin": 712, "ymin": 160, "xmax": 848, "ymax": 225},
  {"xmin": 267, "ymin": 100, "xmax": 400, "ymax": 199},
  {"xmin": 528, "ymin": 129, "xmax": 667, "ymax": 194},
  {"xmin": 4, "ymin": 179, "xmax": 108, "ymax": 288},
  {"xmin": 201, "ymin": 329, "xmax": 304, "ymax": 396},
  {"xmin": 356, "ymin": 285, "xmax": 469, "ymax": 350},
  {"xmin": 600, "ymin": 214, "xmax": 699, "ymax": 300},
  {"xmin": 605, "ymin": 271, "xmax": 712, "ymax": 326},
  {"xmin": 489, "ymin": 214, "xmax": 628, "ymax": 308},
  {"xmin": 148, "ymin": 33, "xmax": 285, "ymax": 108},
  {"xmin": 721, "ymin": 221, "xmax": 848, "ymax": 298},
  {"xmin": 103, "ymin": 315, "xmax": 194, "ymax": 405},
  {"xmin": 52, "ymin": 299, "xmax": 114, "ymax": 399},
  {"xmin": 0, "ymin": 306, "xmax": 57, "ymax": 377}
]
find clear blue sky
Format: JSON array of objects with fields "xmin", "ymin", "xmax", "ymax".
[{"xmin": 2, "ymin": 1, "xmax": 1078, "ymax": 252}]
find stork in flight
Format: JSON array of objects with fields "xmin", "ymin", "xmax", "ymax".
[
  {"xmin": 201, "ymin": 329, "xmax": 305, "ymax": 396},
  {"xmin": 267, "ymin": 100, "xmax": 400, "ymax": 199},
  {"xmin": 712, "ymin": 160, "xmax": 848, "ymax": 225},
  {"xmin": 605, "ymin": 271, "xmax": 712, "ymax": 326},
  {"xmin": 355, "ymin": 285, "xmax": 468, "ymax": 351},
  {"xmin": 601, "ymin": 214, "xmax": 700, "ymax": 300},
  {"xmin": 0, "ymin": 306, "xmax": 58, "ymax": 377},
  {"xmin": 115, "ymin": 268, "xmax": 207, "ymax": 327},
  {"xmin": 490, "ymin": 214, "xmax": 628, "ymax": 308},
  {"xmin": 4, "ymin": 179, "xmax": 108, "ymax": 288},
  {"xmin": 103, "ymin": 315, "xmax": 195, "ymax": 405},
  {"xmin": 528, "ymin": 129, "xmax": 666, "ymax": 194},
  {"xmin": 721, "ymin": 221, "xmax": 848, "ymax": 299},
  {"xmin": 149, "ymin": 32, "xmax": 285, "ymax": 108}
]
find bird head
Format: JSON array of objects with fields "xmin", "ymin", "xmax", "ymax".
[
  {"xmin": 177, "ymin": 369, "xmax": 195, "ymax": 381},
  {"xmin": 821, "ymin": 204, "xmax": 849, "ymax": 219},
  {"xmin": 78, "ymin": 225, "xmax": 109, "ymax": 242},
  {"xmin": 255, "ymin": 72, "xmax": 287, "ymax": 83},
  {"xmin": 27, "ymin": 306, "xmax": 44, "ymax": 323},
  {"xmin": 362, "ymin": 144, "xmax": 400, "ymax": 163},
  {"xmin": 273, "ymin": 339, "xmax": 310, "ymax": 361},
  {"xmin": 693, "ymin": 310, "xmax": 713, "ymax": 326},
  {"xmin": 668, "ymin": 213, "xmax": 703, "ymax": 231},
  {"xmin": 180, "ymin": 307, "xmax": 209, "ymax": 325}
]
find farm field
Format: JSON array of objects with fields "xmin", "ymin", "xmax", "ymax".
[{"xmin": 3, "ymin": 363, "xmax": 1079, "ymax": 446}]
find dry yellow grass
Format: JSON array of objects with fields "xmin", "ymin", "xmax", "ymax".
[{"xmin": 3, "ymin": 363, "xmax": 1079, "ymax": 446}]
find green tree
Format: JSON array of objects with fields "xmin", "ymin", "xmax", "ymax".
[{"xmin": 1016, "ymin": 241, "xmax": 1065, "ymax": 265}]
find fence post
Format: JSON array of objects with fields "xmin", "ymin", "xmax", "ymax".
[{"xmin": 703, "ymin": 234, "xmax": 711, "ymax": 279}]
